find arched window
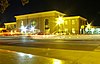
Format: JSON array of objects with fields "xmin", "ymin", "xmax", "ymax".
[
  {"xmin": 45, "ymin": 19, "xmax": 49, "ymax": 25},
  {"xmin": 45, "ymin": 19, "xmax": 49, "ymax": 29},
  {"xmin": 31, "ymin": 21, "xmax": 36, "ymax": 26}
]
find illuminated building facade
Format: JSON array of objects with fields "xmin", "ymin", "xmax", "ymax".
[
  {"xmin": 4, "ymin": 22, "xmax": 16, "ymax": 31},
  {"xmin": 63, "ymin": 16, "xmax": 87, "ymax": 34},
  {"xmin": 14, "ymin": 10, "xmax": 66, "ymax": 34},
  {"xmin": 12, "ymin": 10, "xmax": 87, "ymax": 34}
]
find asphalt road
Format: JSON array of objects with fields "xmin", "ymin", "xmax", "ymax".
[
  {"xmin": 0, "ymin": 36, "xmax": 100, "ymax": 51},
  {"xmin": 0, "ymin": 49, "xmax": 67, "ymax": 64},
  {"xmin": 1, "ymin": 36, "xmax": 100, "ymax": 64}
]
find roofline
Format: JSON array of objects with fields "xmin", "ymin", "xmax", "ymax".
[
  {"xmin": 63, "ymin": 16, "xmax": 87, "ymax": 21},
  {"xmin": 4, "ymin": 22, "xmax": 16, "ymax": 25},
  {"xmin": 15, "ymin": 10, "xmax": 66, "ymax": 18}
]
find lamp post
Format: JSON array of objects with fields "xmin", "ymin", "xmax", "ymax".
[
  {"xmin": 81, "ymin": 25, "xmax": 85, "ymax": 34},
  {"xmin": 85, "ymin": 22, "xmax": 92, "ymax": 34},
  {"xmin": 56, "ymin": 16, "xmax": 64, "ymax": 33},
  {"xmin": 91, "ymin": 28, "xmax": 94, "ymax": 34}
]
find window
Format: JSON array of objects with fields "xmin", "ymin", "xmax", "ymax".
[
  {"xmin": 14, "ymin": 25, "xmax": 16, "ymax": 28},
  {"xmin": 64, "ymin": 20, "xmax": 68, "ymax": 25},
  {"xmin": 31, "ymin": 21, "xmax": 36, "ymax": 26},
  {"xmin": 72, "ymin": 28, "xmax": 75, "ymax": 33},
  {"xmin": 72, "ymin": 20, "xmax": 75, "ymax": 24},
  {"xmin": 65, "ymin": 28, "xmax": 68, "ymax": 32},
  {"xmin": 45, "ymin": 19, "xmax": 49, "ymax": 25},
  {"xmin": 21, "ymin": 21, "xmax": 24, "ymax": 26},
  {"xmin": 45, "ymin": 19, "xmax": 49, "ymax": 29}
]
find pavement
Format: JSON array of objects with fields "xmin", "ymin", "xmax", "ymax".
[
  {"xmin": 0, "ymin": 45, "xmax": 100, "ymax": 64},
  {"xmin": 0, "ymin": 49, "xmax": 65, "ymax": 64},
  {"xmin": 0, "ymin": 35, "xmax": 100, "ymax": 64},
  {"xmin": 0, "ymin": 39, "xmax": 99, "ymax": 51}
]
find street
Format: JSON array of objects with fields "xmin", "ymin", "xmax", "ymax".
[
  {"xmin": 0, "ymin": 36, "xmax": 100, "ymax": 51},
  {"xmin": 0, "ymin": 49, "xmax": 66, "ymax": 64},
  {"xmin": 0, "ymin": 35, "xmax": 100, "ymax": 64}
]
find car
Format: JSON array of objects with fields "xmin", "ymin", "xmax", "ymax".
[
  {"xmin": 0, "ymin": 30, "xmax": 11, "ymax": 36},
  {"xmin": 0, "ymin": 30, "xmax": 21, "ymax": 36},
  {"xmin": 37, "ymin": 32, "xmax": 44, "ymax": 35}
]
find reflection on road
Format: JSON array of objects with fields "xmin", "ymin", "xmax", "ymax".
[
  {"xmin": 1, "ymin": 36, "xmax": 100, "ymax": 64},
  {"xmin": 53, "ymin": 59, "xmax": 63, "ymax": 64},
  {"xmin": 17, "ymin": 52, "xmax": 33, "ymax": 58},
  {"xmin": 0, "ymin": 49, "xmax": 65, "ymax": 64}
]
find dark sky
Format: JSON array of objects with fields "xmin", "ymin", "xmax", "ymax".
[{"xmin": 0, "ymin": 0, "xmax": 100, "ymax": 25}]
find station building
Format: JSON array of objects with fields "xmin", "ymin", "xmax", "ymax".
[{"xmin": 4, "ymin": 10, "xmax": 87, "ymax": 35}]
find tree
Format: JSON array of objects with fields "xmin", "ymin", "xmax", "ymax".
[
  {"xmin": 0, "ymin": 0, "xmax": 29, "ymax": 13},
  {"xmin": 0, "ymin": 0, "xmax": 9, "ymax": 13},
  {"xmin": 0, "ymin": 23, "xmax": 4, "ymax": 28},
  {"xmin": 21, "ymin": 0, "xmax": 29, "ymax": 6}
]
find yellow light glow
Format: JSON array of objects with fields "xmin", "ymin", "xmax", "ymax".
[
  {"xmin": 52, "ymin": 59, "xmax": 63, "ymax": 64},
  {"xmin": 17, "ymin": 52, "xmax": 33, "ymax": 58},
  {"xmin": 17, "ymin": 52, "xmax": 25, "ymax": 57},
  {"xmin": 87, "ymin": 24, "xmax": 91, "ymax": 28},
  {"xmin": 57, "ymin": 21, "xmax": 61, "ymax": 25},
  {"xmin": 10, "ymin": 30, "xmax": 13, "ymax": 35},
  {"xmin": 91, "ymin": 28, "xmax": 94, "ymax": 30},
  {"xmin": 0, "ymin": 28, "xmax": 6, "ymax": 30},
  {"xmin": 56, "ymin": 16, "xmax": 64, "ymax": 25},
  {"xmin": 86, "ymin": 22, "xmax": 92, "ymax": 29},
  {"xmin": 4, "ymin": 22, "xmax": 16, "ymax": 25},
  {"xmin": 81, "ymin": 25, "xmax": 84, "ymax": 29}
]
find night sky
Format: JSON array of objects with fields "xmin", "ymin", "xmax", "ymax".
[{"xmin": 0, "ymin": 0, "xmax": 100, "ymax": 26}]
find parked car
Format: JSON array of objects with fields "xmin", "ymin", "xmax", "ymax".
[
  {"xmin": 0, "ymin": 30, "xmax": 11, "ymax": 36},
  {"xmin": 0, "ymin": 30, "xmax": 21, "ymax": 36}
]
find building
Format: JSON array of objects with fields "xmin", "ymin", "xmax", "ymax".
[
  {"xmin": 5, "ymin": 10, "xmax": 87, "ymax": 35},
  {"xmin": 14, "ymin": 10, "xmax": 66, "ymax": 34},
  {"xmin": 4, "ymin": 22, "xmax": 16, "ymax": 31},
  {"xmin": 63, "ymin": 16, "xmax": 87, "ymax": 34}
]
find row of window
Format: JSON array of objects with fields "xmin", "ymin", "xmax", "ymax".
[
  {"xmin": 19, "ymin": 18, "xmax": 77, "ymax": 27},
  {"xmin": 62, "ymin": 28, "xmax": 76, "ymax": 33},
  {"xmin": 44, "ymin": 19, "xmax": 77, "ymax": 25},
  {"xmin": 19, "ymin": 19, "xmax": 77, "ymax": 34},
  {"xmin": 64, "ymin": 19, "xmax": 76, "ymax": 25},
  {"xmin": 5, "ymin": 24, "xmax": 16, "ymax": 30}
]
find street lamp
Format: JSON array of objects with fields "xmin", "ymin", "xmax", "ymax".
[
  {"xmin": 57, "ymin": 16, "xmax": 64, "ymax": 24},
  {"xmin": 91, "ymin": 28, "xmax": 95, "ymax": 34},
  {"xmin": 80, "ymin": 25, "xmax": 85, "ymax": 34},
  {"xmin": 56, "ymin": 16, "xmax": 64, "ymax": 33},
  {"xmin": 86, "ymin": 24, "xmax": 91, "ymax": 29},
  {"xmin": 85, "ymin": 22, "xmax": 92, "ymax": 34}
]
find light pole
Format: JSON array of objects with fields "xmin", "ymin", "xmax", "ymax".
[
  {"xmin": 85, "ymin": 22, "xmax": 92, "ymax": 34},
  {"xmin": 81, "ymin": 25, "xmax": 85, "ymax": 34},
  {"xmin": 91, "ymin": 28, "xmax": 95, "ymax": 34},
  {"xmin": 56, "ymin": 16, "xmax": 64, "ymax": 33}
]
